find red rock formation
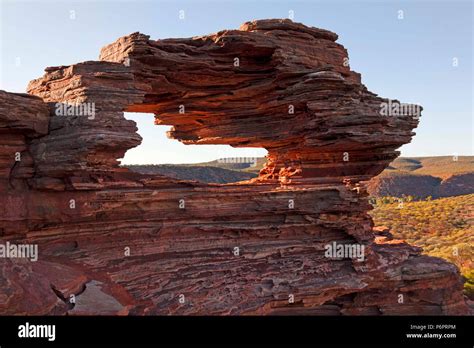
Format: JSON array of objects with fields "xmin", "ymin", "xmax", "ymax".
[{"xmin": 0, "ymin": 19, "xmax": 469, "ymax": 315}]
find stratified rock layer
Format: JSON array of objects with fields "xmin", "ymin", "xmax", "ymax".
[{"xmin": 0, "ymin": 19, "xmax": 469, "ymax": 315}]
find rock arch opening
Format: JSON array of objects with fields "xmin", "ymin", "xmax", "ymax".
[{"xmin": 120, "ymin": 112, "xmax": 267, "ymax": 183}]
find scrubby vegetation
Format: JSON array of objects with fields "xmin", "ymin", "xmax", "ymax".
[{"xmin": 370, "ymin": 194, "xmax": 474, "ymax": 298}]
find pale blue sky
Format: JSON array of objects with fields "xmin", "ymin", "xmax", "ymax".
[{"xmin": 1, "ymin": 0, "xmax": 472, "ymax": 164}]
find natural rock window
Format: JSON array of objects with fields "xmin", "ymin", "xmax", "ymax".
[
  {"xmin": 121, "ymin": 112, "xmax": 267, "ymax": 183},
  {"xmin": 0, "ymin": 19, "xmax": 469, "ymax": 315}
]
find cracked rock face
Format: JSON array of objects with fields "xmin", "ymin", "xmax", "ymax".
[{"xmin": 0, "ymin": 19, "xmax": 469, "ymax": 315}]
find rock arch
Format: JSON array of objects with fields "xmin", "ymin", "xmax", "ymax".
[{"xmin": 0, "ymin": 19, "xmax": 468, "ymax": 315}]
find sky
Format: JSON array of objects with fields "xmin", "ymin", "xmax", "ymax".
[{"xmin": 1, "ymin": 0, "xmax": 472, "ymax": 164}]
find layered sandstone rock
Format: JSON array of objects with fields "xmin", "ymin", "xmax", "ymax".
[
  {"xmin": 0, "ymin": 91, "xmax": 49, "ymax": 188},
  {"xmin": 0, "ymin": 19, "xmax": 469, "ymax": 315}
]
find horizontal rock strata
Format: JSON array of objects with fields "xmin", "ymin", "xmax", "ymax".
[{"xmin": 0, "ymin": 19, "xmax": 469, "ymax": 315}]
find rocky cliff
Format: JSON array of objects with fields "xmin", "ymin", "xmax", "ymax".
[{"xmin": 0, "ymin": 19, "xmax": 469, "ymax": 315}]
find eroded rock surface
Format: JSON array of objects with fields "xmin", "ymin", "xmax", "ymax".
[{"xmin": 0, "ymin": 19, "xmax": 469, "ymax": 315}]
